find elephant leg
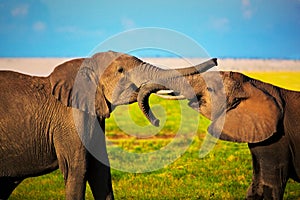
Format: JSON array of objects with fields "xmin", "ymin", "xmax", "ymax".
[
  {"xmin": 87, "ymin": 153, "xmax": 114, "ymax": 200},
  {"xmin": 247, "ymin": 143, "xmax": 289, "ymax": 200},
  {"xmin": 58, "ymin": 152, "xmax": 88, "ymax": 200},
  {"xmin": 247, "ymin": 174, "xmax": 287, "ymax": 200},
  {"xmin": 64, "ymin": 172, "xmax": 87, "ymax": 200},
  {"xmin": 86, "ymin": 118, "xmax": 114, "ymax": 200},
  {"xmin": 56, "ymin": 144, "xmax": 88, "ymax": 200},
  {"xmin": 0, "ymin": 177, "xmax": 23, "ymax": 199},
  {"xmin": 246, "ymin": 176, "xmax": 263, "ymax": 200}
]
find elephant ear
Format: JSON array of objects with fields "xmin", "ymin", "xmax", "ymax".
[
  {"xmin": 209, "ymin": 81, "xmax": 282, "ymax": 143},
  {"xmin": 50, "ymin": 58, "xmax": 83, "ymax": 106},
  {"xmin": 49, "ymin": 56, "xmax": 110, "ymax": 118}
]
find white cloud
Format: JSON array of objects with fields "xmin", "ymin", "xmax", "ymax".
[
  {"xmin": 56, "ymin": 26, "xmax": 103, "ymax": 37},
  {"xmin": 242, "ymin": 0, "xmax": 250, "ymax": 7},
  {"xmin": 56, "ymin": 26, "xmax": 77, "ymax": 33},
  {"xmin": 211, "ymin": 18, "xmax": 230, "ymax": 32},
  {"xmin": 11, "ymin": 4, "xmax": 29, "ymax": 17},
  {"xmin": 243, "ymin": 9, "xmax": 253, "ymax": 19},
  {"xmin": 241, "ymin": 0, "xmax": 253, "ymax": 19},
  {"xmin": 33, "ymin": 21, "xmax": 46, "ymax": 32},
  {"xmin": 121, "ymin": 17, "xmax": 136, "ymax": 30}
]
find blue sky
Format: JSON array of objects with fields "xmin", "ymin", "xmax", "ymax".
[{"xmin": 0, "ymin": 0, "xmax": 299, "ymax": 58}]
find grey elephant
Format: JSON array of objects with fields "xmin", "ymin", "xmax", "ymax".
[
  {"xmin": 140, "ymin": 70, "xmax": 300, "ymax": 199},
  {"xmin": 0, "ymin": 51, "xmax": 217, "ymax": 199}
]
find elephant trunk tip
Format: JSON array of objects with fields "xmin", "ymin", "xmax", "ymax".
[
  {"xmin": 151, "ymin": 118, "xmax": 160, "ymax": 127},
  {"xmin": 137, "ymin": 83, "xmax": 166, "ymax": 128},
  {"xmin": 212, "ymin": 58, "xmax": 218, "ymax": 66},
  {"xmin": 138, "ymin": 99, "xmax": 160, "ymax": 127}
]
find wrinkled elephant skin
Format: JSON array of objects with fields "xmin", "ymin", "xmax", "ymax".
[
  {"xmin": 186, "ymin": 71, "xmax": 300, "ymax": 199},
  {"xmin": 0, "ymin": 51, "xmax": 216, "ymax": 199}
]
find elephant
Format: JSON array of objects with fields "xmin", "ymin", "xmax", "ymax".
[
  {"xmin": 140, "ymin": 70, "xmax": 300, "ymax": 199},
  {"xmin": 0, "ymin": 50, "xmax": 217, "ymax": 199}
]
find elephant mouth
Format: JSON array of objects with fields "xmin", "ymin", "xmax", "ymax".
[
  {"xmin": 128, "ymin": 91, "xmax": 139, "ymax": 103},
  {"xmin": 111, "ymin": 84, "xmax": 139, "ymax": 106},
  {"xmin": 188, "ymin": 95, "xmax": 203, "ymax": 111},
  {"xmin": 117, "ymin": 91, "xmax": 139, "ymax": 105}
]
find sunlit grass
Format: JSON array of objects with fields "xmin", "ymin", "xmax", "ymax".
[
  {"xmin": 245, "ymin": 72, "xmax": 300, "ymax": 91},
  {"xmin": 10, "ymin": 72, "xmax": 300, "ymax": 199}
]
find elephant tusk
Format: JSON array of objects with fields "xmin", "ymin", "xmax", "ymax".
[
  {"xmin": 156, "ymin": 90, "xmax": 175, "ymax": 95},
  {"xmin": 155, "ymin": 90, "xmax": 186, "ymax": 100},
  {"xmin": 155, "ymin": 94, "xmax": 186, "ymax": 100}
]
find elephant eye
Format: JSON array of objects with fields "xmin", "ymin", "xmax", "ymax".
[
  {"xmin": 231, "ymin": 98, "xmax": 242, "ymax": 108},
  {"xmin": 117, "ymin": 66, "xmax": 124, "ymax": 73},
  {"xmin": 207, "ymin": 87, "xmax": 214, "ymax": 93}
]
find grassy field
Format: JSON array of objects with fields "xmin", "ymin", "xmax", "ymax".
[{"xmin": 9, "ymin": 72, "xmax": 300, "ymax": 199}]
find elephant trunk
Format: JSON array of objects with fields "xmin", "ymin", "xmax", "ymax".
[
  {"xmin": 136, "ymin": 58, "xmax": 217, "ymax": 82},
  {"xmin": 159, "ymin": 58, "xmax": 217, "ymax": 78},
  {"xmin": 137, "ymin": 83, "xmax": 167, "ymax": 127},
  {"xmin": 137, "ymin": 76, "xmax": 198, "ymax": 126},
  {"xmin": 136, "ymin": 58, "xmax": 217, "ymax": 126}
]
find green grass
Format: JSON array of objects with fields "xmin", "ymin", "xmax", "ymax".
[{"xmin": 9, "ymin": 72, "xmax": 300, "ymax": 199}]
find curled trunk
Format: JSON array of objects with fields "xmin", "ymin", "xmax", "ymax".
[
  {"xmin": 137, "ymin": 58, "xmax": 218, "ymax": 126},
  {"xmin": 137, "ymin": 83, "xmax": 167, "ymax": 127}
]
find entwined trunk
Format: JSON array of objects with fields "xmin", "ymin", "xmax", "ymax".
[{"xmin": 137, "ymin": 58, "xmax": 217, "ymax": 126}]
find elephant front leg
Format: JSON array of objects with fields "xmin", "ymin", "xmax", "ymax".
[
  {"xmin": 247, "ymin": 144, "xmax": 289, "ymax": 200},
  {"xmin": 56, "ymin": 146, "xmax": 88, "ymax": 200},
  {"xmin": 247, "ymin": 179, "xmax": 287, "ymax": 200},
  {"xmin": 65, "ymin": 174, "xmax": 87, "ymax": 200},
  {"xmin": 246, "ymin": 177, "xmax": 263, "ymax": 200},
  {"xmin": 85, "ymin": 117, "xmax": 114, "ymax": 200},
  {"xmin": 87, "ymin": 153, "xmax": 114, "ymax": 200}
]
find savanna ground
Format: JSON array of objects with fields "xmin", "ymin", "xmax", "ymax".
[{"xmin": 8, "ymin": 71, "xmax": 300, "ymax": 199}]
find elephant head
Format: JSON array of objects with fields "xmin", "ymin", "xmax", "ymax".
[
  {"xmin": 49, "ymin": 51, "xmax": 217, "ymax": 125},
  {"xmin": 183, "ymin": 71, "xmax": 284, "ymax": 143},
  {"xmin": 142, "ymin": 70, "xmax": 284, "ymax": 142}
]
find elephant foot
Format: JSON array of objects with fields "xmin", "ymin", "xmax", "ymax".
[
  {"xmin": 246, "ymin": 182, "xmax": 263, "ymax": 200},
  {"xmin": 247, "ymin": 182, "xmax": 284, "ymax": 200},
  {"xmin": 106, "ymin": 192, "xmax": 114, "ymax": 200}
]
